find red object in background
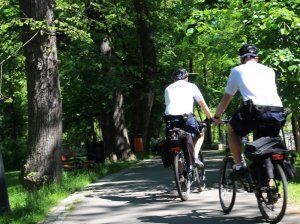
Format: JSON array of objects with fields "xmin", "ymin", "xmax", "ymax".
[{"xmin": 61, "ymin": 154, "xmax": 68, "ymax": 161}]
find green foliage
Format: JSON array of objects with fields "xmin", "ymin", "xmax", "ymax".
[
  {"xmin": 265, "ymin": 48, "xmax": 300, "ymax": 111},
  {"xmin": 181, "ymin": 0, "xmax": 300, "ymax": 115},
  {"xmin": 55, "ymin": 0, "xmax": 147, "ymax": 147},
  {"xmin": 55, "ymin": 0, "xmax": 93, "ymax": 43},
  {"xmin": 0, "ymin": 0, "xmax": 299, "ymax": 219},
  {"xmin": 0, "ymin": 0, "xmax": 28, "ymax": 170},
  {"xmin": 0, "ymin": 0, "xmax": 299, "ymax": 168},
  {"xmin": 243, "ymin": 0, "xmax": 300, "ymax": 111}
]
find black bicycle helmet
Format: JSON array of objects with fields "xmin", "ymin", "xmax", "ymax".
[
  {"xmin": 239, "ymin": 44, "xmax": 258, "ymax": 58},
  {"xmin": 173, "ymin": 68, "xmax": 188, "ymax": 80}
]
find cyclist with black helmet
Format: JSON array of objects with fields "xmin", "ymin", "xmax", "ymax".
[
  {"xmin": 164, "ymin": 68, "xmax": 213, "ymax": 169},
  {"xmin": 214, "ymin": 44, "xmax": 285, "ymax": 184}
]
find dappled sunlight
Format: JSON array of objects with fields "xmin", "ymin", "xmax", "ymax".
[{"xmin": 44, "ymin": 150, "xmax": 300, "ymax": 224}]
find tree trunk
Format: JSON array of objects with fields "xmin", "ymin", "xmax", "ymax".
[
  {"xmin": 132, "ymin": 0, "xmax": 157, "ymax": 149},
  {"xmin": 19, "ymin": 0, "xmax": 62, "ymax": 189},
  {"xmin": 189, "ymin": 58, "xmax": 193, "ymax": 72},
  {"xmin": 203, "ymin": 63, "xmax": 208, "ymax": 86},
  {"xmin": 98, "ymin": 37, "xmax": 132, "ymax": 160},
  {"xmin": 292, "ymin": 114, "xmax": 300, "ymax": 152},
  {"xmin": 100, "ymin": 90, "xmax": 132, "ymax": 160},
  {"xmin": 132, "ymin": 88, "xmax": 154, "ymax": 149},
  {"xmin": 85, "ymin": 3, "xmax": 132, "ymax": 160},
  {"xmin": 0, "ymin": 152, "xmax": 9, "ymax": 213},
  {"xmin": 202, "ymin": 61, "xmax": 212, "ymax": 143}
]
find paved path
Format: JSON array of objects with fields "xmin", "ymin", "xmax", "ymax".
[{"xmin": 43, "ymin": 150, "xmax": 300, "ymax": 224}]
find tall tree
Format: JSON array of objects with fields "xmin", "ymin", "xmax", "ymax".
[
  {"xmin": 85, "ymin": 1, "xmax": 132, "ymax": 160},
  {"xmin": 19, "ymin": 0, "xmax": 62, "ymax": 188},
  {"xmin": 132, "ymin": 0, "xmax": 157, "ymax": 148}
]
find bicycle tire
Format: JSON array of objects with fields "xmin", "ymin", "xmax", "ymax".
[
  {"xmin": 256, "ymin": 163, "xmax": 288, "ymax": 224},
  {"xmin": 173, "ymin": 152, "xmax": 190, "ymax": 201},
  {"xmin": 194, "ymin": 152, "xmax": 205, "ymax": 192},
  {"xmin": 219, "ymin": 155, "xmax": 236, "ymax": 213}
]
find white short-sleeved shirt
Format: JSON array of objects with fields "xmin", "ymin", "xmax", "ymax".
[
  {"xmin": 164, "ymin": 80, "xmax": 204, "ymax": 115},
  {"xmin": 225, "ymin": 61, "xmax": 283, "ymax": 106}
]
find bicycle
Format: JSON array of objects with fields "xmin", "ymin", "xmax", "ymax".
[
  {"xmin": 166, "ymin": 122, "xmax": 207, "ymax": 201},
  {"xmin": 218, "ymin": 110, "xmax": 295, "ymax": 223}
]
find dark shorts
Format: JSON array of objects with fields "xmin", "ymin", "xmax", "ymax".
[
  {"xmin": 229, "ymin": 108, "xmax": 285, "ymax": 137},
  {"xmin": 164, "ymin": 114, "xmax": 202, "ymax": 136},
  {"xmin": 185, "ymin": 116, "xmax": 202, "ymax": 134}
]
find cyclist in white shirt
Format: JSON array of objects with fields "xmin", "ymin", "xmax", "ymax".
[
  {"xmin": 214, "ymin": 44, "xmax": 285, "ymax": 182},
  {"xmin": 164, "ymin": 68, "xmax": 213, "ymax": 168}
]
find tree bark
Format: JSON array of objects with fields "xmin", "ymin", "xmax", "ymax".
[
  {"xmin": 132, "ymin": 0, "xmax": 157, "ymax": 149},
  {"xmin": 292, "ymin": 114, "xmax": 300, "ymax": 152},
  {"xmin": 202, "ymin": 60, "xmax": 212, "ymax": 143},
  {"xmin": 0, "ymin": 152, "xmax": 9, "ymax": 213},
  {"xmin": 85, "ymin": 3, "xmax": 132, "ymax": 160},
  {"xmin": 132, "ymin": 87, "xmax": 154, "ymax": 149},
  {"xmin": 19, "ymin": 0, "xmax": 62, "ymax": 188},
  {"xmin": 203, "ymin": 63, "xmax": 208, "ymax": 86},
  {"xmin": 189, "ymin": 58, "xmax": 193, "ymax": 72},
  {"xmin": 100, "ymin": 90, "xmax": 132, "ymax": 160}
]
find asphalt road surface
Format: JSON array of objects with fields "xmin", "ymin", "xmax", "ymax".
[{"xmin": 44, "ymin": 150, "xmax": 300, "ymax": 224}]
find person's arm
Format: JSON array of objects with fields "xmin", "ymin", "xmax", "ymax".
[
  {"xmin": 198, "ymin": 99, "xmax": 213, "ymax": 119},
  {"xmin": 214, "ymin": 68, "xmax": 236, "ymax": 123},
  {"xmin": 214, "ymin": 93, "xmax": 233, "ymax": 122}
]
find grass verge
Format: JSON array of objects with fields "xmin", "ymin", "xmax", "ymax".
[
  {"xmin": 0, "ymin": 153, "xmax": 152, "ymax": 224},
  {"xmin": 288, "ymin": 154, "xmax": 300, "ymax": 205}
]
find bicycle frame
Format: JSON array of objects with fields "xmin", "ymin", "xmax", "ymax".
[
  {"xmin": 166, "ymin": 125, "xmax": 206, "ymax": 201},
  {"xmin": 219, "ymin": 117, "xmax": 290, "ymax": 223}
]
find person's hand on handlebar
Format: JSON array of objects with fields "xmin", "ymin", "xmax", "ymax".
[
  {"xmin": 202, "ymin": 117, "xmax": 213, "ymax": 124},
  {"xmin": 202, "ymin": 117, "xmax": 218, "ymax": 124},
  {"xmin": 212, "ymin": 115, "xmax": 223, "ymax": 124}
]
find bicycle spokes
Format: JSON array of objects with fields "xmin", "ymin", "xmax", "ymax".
[
  {"xmin": 256, "ymin": 164, "xmax": 287, "ymax": 223},
  {"xmin": 219, "ymin": 156, "xmax": 236, "ymax": 213}
]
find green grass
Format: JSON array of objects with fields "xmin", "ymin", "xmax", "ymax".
[
  {"xmin": 288, "ymin": 154, "xmax": 300, "ymax": 204},
  {"xmin": 0, "ymin": 153, "xmax": 151, "ymax": 224},
  {"xmin": 289, "ymin": 183, "xmax": 300, "ymax": 204}
]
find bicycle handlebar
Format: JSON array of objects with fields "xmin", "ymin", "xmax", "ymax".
[
  {"xmin": 201, "ymin": 117, "xmax": 232, "ymax": 125},
  {"xmin": 221, "ymin": 119, "xmax": 230, "ymax": 124}
]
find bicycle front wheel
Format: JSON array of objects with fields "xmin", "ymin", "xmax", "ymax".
[
  {"xmin": 173, "ymin": 152, "xmax": 190, "ymax": 201},
  {"xmin": 219, "ymin": 155, "xmax": 236, "ymax": 213},
  {"xmin": 256, "ymin": 163, "xmax": 288, "ymax": 224}
]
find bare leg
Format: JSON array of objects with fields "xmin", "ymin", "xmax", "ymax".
[
  {"xmin": 194, "ymin": 133, "xmax": 205, "ymax": 159},
  {"xmin": 227, "ymin": 124, "xmax": 243, "ymax": 165},
  {"xmin": 269, "ymin": 179, "xmax": 274, "ymax": 187}
]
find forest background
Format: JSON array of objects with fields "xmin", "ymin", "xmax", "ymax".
[{"xmin": 0, "ymin": 0, "xmax": 299, "ymax": 188}]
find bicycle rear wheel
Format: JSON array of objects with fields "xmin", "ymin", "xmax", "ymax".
[
  {"xmin": 256, "ymin": 163, "xmax": 287, "ymax": 224},
  {"xmin": 194, "ymin": 152, "xmax": 205, "ymax": 192},
  {"xmin": 219, "ymin": 155, "xmax": 236, "ymax": 213},
  {"xmin": 173, "ymin": 152, "xmax": 190, "ymax": 201}
]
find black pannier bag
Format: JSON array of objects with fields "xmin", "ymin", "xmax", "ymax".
[
  {"xmin": 245, "ymin": 136, "xmax": 296, "ymax": 181},
  {"xmin": 161, "ymin": 128, "xmax": 194, "ymax": 168},
  {"xmin": 282, "ymin": 153, "xmax": 297, "ymax": 181},
  {"xmin": 245, "ymin": 137, "xmax": 286, "ymax": 161},
  {"xmin": 161, "ymin": 142, "xmax": 172, "ymax": 168},
  {"xmin": 161, "ymin": 130, "xmax": 181, "ymax": 168}
]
